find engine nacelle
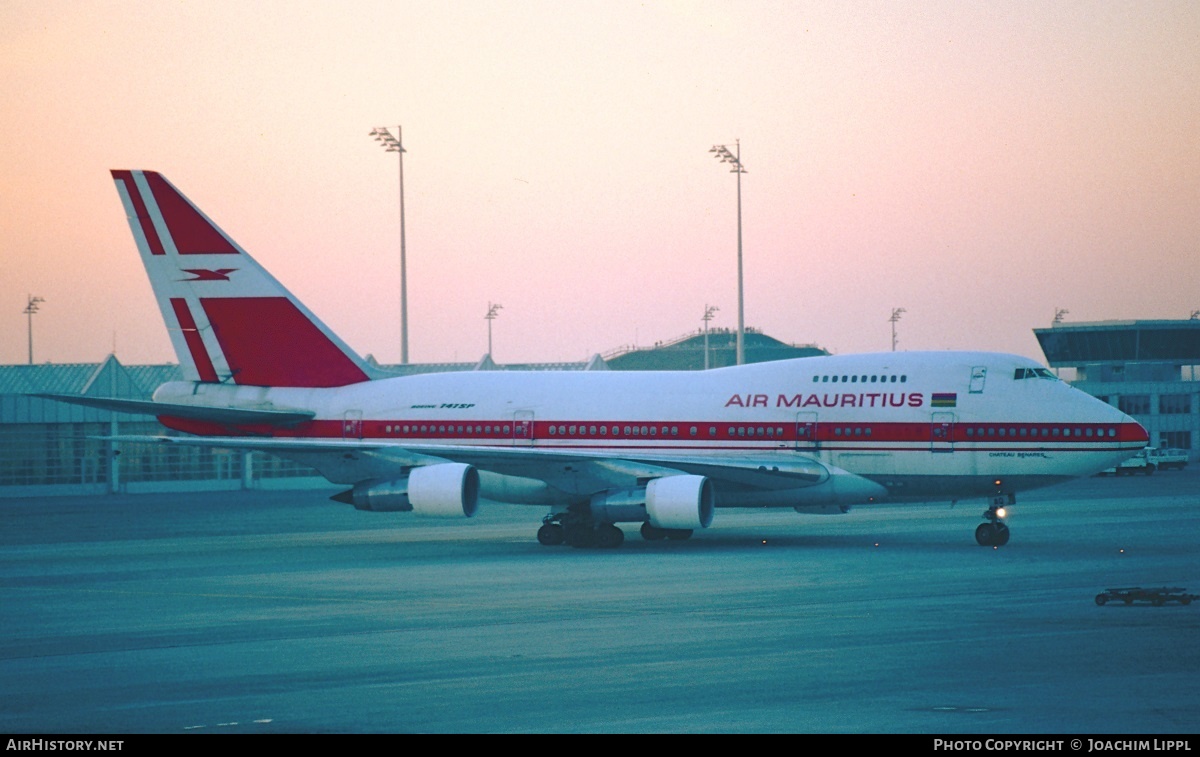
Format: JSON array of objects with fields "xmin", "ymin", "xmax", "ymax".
[
  {"xmin": 408, "ymin": 463, "xmax": 480, "ymax": 518},
  {"xmin": 333, "ymin": 463, "xmax": 479, "ymax": 517},
  {"xmin": 646, "ymin": 475, "xmax": 715, "ymax": 530},
  {"xmin": 336, "ymin": 477, "xmax": 414, "ymax": 512}
]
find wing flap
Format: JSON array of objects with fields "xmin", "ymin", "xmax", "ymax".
[{"xmin": 38, "ymin": 394, "xmax": 315, "ymax": 426}]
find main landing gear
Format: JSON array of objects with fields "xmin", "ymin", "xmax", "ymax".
[
  {"xmin": 537, "ymin": 512, "xmax": 624, "ymax": 549},
  {"xmin": 975, "ymin": 496, "xmax": 1012, "ymax": 547},
  {"xmin": 536, "ymin": 509, "xmax": 694, "ymax": 549}
]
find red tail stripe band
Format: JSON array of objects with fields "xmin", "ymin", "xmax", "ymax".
[
  {"xmin": 170, "ymin": 298, "xmax": 220, "ymax": 383},
  {"xmin": 112, "ymin": 170, "xmax": 166, "ymax": 256},
  {"xmin": 143, "ymin": 172, "xmax": 239, "ymax": 255}
]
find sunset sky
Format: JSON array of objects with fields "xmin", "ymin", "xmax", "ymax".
[{"xmin": 3, "ymin": 0, "xmax": 1199, "ymax": 368}]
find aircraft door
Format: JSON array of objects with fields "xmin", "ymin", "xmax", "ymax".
[
  {"xmin": 969, "ymin": 366, "xmax": 987, "ymax": 393},
  {"xmin": 343, "ymin": 410, "xmax": 363, "ymax": 440},
  {"xmin": 512, "ymin": 410, "xmax": 534, "ymax": 446},
  {"xmin": 931, "ymin": 412, "xmax": 955, "ymax": 453},
  {"xmin": 795, "ymin": 411, "xmax": 818, "ymax": 451}
]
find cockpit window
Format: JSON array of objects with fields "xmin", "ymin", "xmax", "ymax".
[{"xmin": 1014, "ymin": 367, "xmax": 1058, "ymax": 380}]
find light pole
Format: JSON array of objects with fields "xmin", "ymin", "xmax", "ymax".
[
  {"xmin": 485, "ymin": 302, "xmax": 503, "ymax": 358},
  {"xmin": 24, "ymin": 295, "xmax": 45, "ymax": 365},
  {"xmin": 370, "ymin": 126, "xmax": 409, "ymax": 364},
  {"xmin": 890, "ymin": 307, "xmax": 905, "ymax": 352},
  {"xmin": 702, "ymin": 304, "xmax": 719, "ymax": 370},
  {"xmin": 710, "ymin": 141, "xmax": 747, "ymax": 365}
]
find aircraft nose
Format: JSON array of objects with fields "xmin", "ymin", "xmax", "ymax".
[
  {"xmin": 1114, "ymin": 408, "xmax": 1149, "ymax": 447},
  {"xmin": 1129, "ymin": 418, "xmax": 1149, "ymax": 446}
]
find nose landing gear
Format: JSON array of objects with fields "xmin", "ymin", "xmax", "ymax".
[{"xmin": 975, "ymin": 496, "xmax": 1012, "ymax": 547}]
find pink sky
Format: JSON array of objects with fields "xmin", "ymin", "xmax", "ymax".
[{"xmin": 3, "ymin": 0, "xmax": 1199, "ymax": 367}]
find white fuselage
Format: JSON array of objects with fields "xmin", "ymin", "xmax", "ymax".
[{"xmin": 156, "ymin": 350, "xmax": 1146, "ymax": 507}]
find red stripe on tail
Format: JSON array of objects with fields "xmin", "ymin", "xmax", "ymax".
[
  {"xmin": 142, "ymin": 172, "xmax": 239, "ymax": 255},
  {"xmin": 111, "ymin": 170, "xmax": 166, "ymax": 256},
  {"xmin": 170, "ymin": 298, "xmax": 220, "ymax": 382}
]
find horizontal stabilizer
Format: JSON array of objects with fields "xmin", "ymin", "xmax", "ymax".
[{"xmin": 36, "ymin": 393, "xmax": 315, "ymax": 426}]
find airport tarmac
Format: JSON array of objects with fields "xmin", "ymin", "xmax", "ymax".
[{"xmin": 1, "ymin": 470, "xmax": 1198, "ymax": 734}]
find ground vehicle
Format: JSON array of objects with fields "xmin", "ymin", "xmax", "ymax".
[
  {"xmin": 1148, "ymin": 448, "xmax": 1189, "ymax": 471},
  {"xmin": 1100, "ymin": 448, "xmax": 1156, "ymax": 476},
  {"xmin": 1095, "ymin": 587, "xmax": 1197, "ymax": 606}
]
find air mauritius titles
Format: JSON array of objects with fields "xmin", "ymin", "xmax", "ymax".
[{"xmin": 726, "ymin": 392, "xmax": 926, "ymax": 409}]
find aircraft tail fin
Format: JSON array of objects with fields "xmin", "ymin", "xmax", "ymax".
[{"xmin": 111, "ymin": 170, "xmax": 374, "ymax": 388}]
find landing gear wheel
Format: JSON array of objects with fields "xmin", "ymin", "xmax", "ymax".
[
  {"xmin": 537, "ymin": 523, "xmax": 565, "ymax": 546},
  {"xmin": 594, "ymin": 524, "xmax": 625, "ymax": 549},
  {"xmin": 975, "ymin": 521, "xmax": 1010, "ymax": 547},
  {"xmin": 992, "ymin": 522, "xmax": 1010, "ymax": 546},
  {"xmin": 641, "ymin": 523, "xmax": 667, "ymax": 541},
  {"xmin": 976, "ymin": 498, "xmax": 1012, "ymax": 547},
  {"xmin": 975, "ymin": 523, "xmax": 994, "ymax": 546}
]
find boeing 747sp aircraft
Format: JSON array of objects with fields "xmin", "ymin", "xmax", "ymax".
[{"xmin": 45, "ymin": 170, "xmax": 1148, "ymax": 548}]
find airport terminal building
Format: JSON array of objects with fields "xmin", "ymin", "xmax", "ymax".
[{"xmin": 1034, "ymin": 319, "xmax": 1200, "ymax": 457}]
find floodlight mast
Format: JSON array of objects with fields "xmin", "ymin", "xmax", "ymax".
[
  {"xmin": 709, "ymin": 141, "xmax": 747, "ymax": 365},
  {"xmin": 370, "ymin": 126, "xmax": 409, "ymax": 364},
  {"xmin": 890, "ymin": 307, "xmax": 906, "ymax": 352},
  {"xmin": 702, "ymin": 304, "xmax": 719, "ymax": 370},
  {"xmin": 485, "ymin": 302, "xmax": 503, "ymax": 358},
  {"xmin": 24, "ymin": 295, "xmax": 45, "ymax": 365}
]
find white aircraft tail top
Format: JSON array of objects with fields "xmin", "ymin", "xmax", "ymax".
[{"xmin": 110, "ymin": 170, "xmax": 373, "ymax": 388}]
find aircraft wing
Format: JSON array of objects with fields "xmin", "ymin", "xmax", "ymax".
[
  {"xmin": 102, "ymin": 434, "xmax": 830, "ymax": 496},
  {"xmin": 37, "ymin": 394, "xmax": 316, "ymax": 426}
]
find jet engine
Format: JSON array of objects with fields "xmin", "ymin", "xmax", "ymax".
[
  {"xmin": 332, "ymin": 463, "xmax": 480, "ymax": 518},
  {"xmin": 646, "ymin": 475, "xmax": 715, "ymax": 530},
  {"xmin": 587, "ymin": 474, "xmax": 716, "ymax": 531},
  {"xmin": 409, "ymin": 463, "xmax": 480, "ymax": 518}
]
